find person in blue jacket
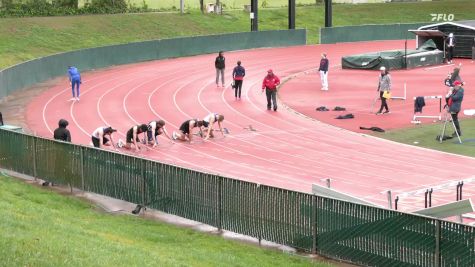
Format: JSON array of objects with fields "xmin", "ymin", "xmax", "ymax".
[{"xmin": 68, "ymin": 66, "xmax": 81, "ymax": 101}]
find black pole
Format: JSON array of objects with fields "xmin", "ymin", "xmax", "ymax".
[
  {"xmin": 429, "ymin": 188, "xmax": 433, "ymax": 208},
  {"xmin": 460, "ymin": 181, "xmax": 464, "ymax": 200},
  {"xmin": 251, "ymin": 0, "xmax": 258, "ymax": 31},
  {"xmin": 404, "ymin": 32, "xmax": 408, "ymax": 69},
  {"xmin": 456, "ymin": 182, "xmax": 460, "ymax": 201},
  {"xmin": 424, "ymin": 189, "xmax": 428, "ymax": 208},
  {"xmin": 288, "ymin": 0, "xmax": 295, "ymax": 29},
  {"xmin": 324, "ymin": 0, "xmax": 332, "ymax": 28},
  {"xmin": 395, "ymin": 196, "xmax": 399, "ymax": 211}
]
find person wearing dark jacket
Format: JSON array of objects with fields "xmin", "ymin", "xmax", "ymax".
[
  {"xmin": 446, "ymin": 33, "xmax": 455, "ymax": 64},
  {"xmin": 0, "ymin": 112, "xmax": 3, "ymax": 126},
  {"xmin": 53, "ymin": 119, "xmax": 71, "ymax": 142},
  {"xmin": 215, "ymin": 51, "xmax": 225, "ymax": 87},
  {"xmin": 318, "ymin": 53, "xmax": 329, "ymax": 91},
  {"xmin": 446, "ymin": 80, "xmax": 464, "ymax": 136},
  {"xmin": 262, "ymin": 69, "xmax": 281, "ymax": 111},
  {"xmin": 232, "ymin": 60, "xmax": 245, "ymax": 99},
  {"xmin": 47, "ymin": 119, "xmax": 72, "ymax": 186}
]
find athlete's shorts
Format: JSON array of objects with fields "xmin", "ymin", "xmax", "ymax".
[
  {"xmin": 126, "ymin": 128, "xmax": 140, "ymax": 144},
  {"xmin": 179, "ymin": 121, "xmax": 190, "ymax": 134},
  {"xmin": 147, "ymin": 130, "xmax": 161, "ymax": 142},
  {"xmin": 91, "ymin": 136, "xmax": 109, "ymax": 148}
]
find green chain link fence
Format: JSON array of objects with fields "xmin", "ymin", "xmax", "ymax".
[{"xmin": 1, "ymin": 128, "xmax": 474, "ymax": 266}]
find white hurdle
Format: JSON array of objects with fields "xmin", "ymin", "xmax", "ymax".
[
  {"xmin": 412, "ymin": 95, "xmax": 443, "ymax": 123},
  {"xmin": 391, "ymin": 82, "xmax": 407, "ymax": 100}
]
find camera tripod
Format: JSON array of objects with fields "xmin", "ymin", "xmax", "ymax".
[{"xmin": 439, "ymin": 107, "xmax": 462, "ymax": 144}]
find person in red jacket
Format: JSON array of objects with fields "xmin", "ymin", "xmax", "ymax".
[{"xmin": 262, "ymin": 69, "xmax": 280, "ymax": 111}]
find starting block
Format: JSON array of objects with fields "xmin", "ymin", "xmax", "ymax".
[{"xmin": 244, "ymin": 125, "xmax": 256, "ymax": 131}]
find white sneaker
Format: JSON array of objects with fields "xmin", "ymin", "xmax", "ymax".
[
  {"xmin": 69, "ymin": 97, "xmax": 75, "ymax": 101},
  {"xmin": 117, "ymin": 139, "xmax": 124, "ymax": 148},
  {"xmin": 76, "ymin": 97, "xmax": 80, "ymax": 101},
  {"xmin": 172, "ymin": 131, "xmax": 178, "ymax": 140}
]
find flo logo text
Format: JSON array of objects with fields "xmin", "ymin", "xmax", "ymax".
[{"xmin": 430, "ymin": 14, "xmax": 454, "ymax": 22}]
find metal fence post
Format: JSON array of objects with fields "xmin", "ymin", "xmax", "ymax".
[
  {"xmin": 32, "ymin": 137, "xmax": 38, "ymax": 181},
  {"xmin": 217, "ymin": 177, "xmax": 222, "ymax": 231},
  {"xmin": 387, "ymin": 190, "xmax": 392, "ymax": 209},
  {"xmin": 312, "ymin": 195, "xmax": 318, "ymax": 254},
  {"xmin": 141, "ymin": 159, "xmax": 147, "ymax": 210},
  {"xmin": 435, "ymin": 220, "xmax": 441, "ymax": 267},
  {"xmin": 256, "ymin": 183, "xmax": 262, "ymax": 245},
  {"xmin": 80, "ymin": 146, "xmax": 85, "ymax": 191}
]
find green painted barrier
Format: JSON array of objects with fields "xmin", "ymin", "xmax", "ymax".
[
  {"xmin": 1, "ymin": 127, "xmax": 475, "ymax": 266},
  {"xmin": 0, "ymin": 30, "xmax": 306, "ymax": 99},
  {"xmin": 320, "ymin": 23, "xmax": 428, "ymax": 44}
]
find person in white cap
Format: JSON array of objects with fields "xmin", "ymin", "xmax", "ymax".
[
  {"xmin": 446, "ymin": 33, "xmax": 455, "ymax": 64},
  {"xmin": 376, "ymin": 66, "xmax": 391, "ymax": 115}
]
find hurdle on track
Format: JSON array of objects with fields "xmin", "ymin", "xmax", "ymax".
[
  {"xmin": 390, "ymin": 82, "xmax": 407, "ymax": 100},
  {"xmin": 385, "ymin": 176, "xmax": 475, "ymax": 221},
  {"xmin": 412, "ymin": 95, "xmax": 443, "ymax": 123}
]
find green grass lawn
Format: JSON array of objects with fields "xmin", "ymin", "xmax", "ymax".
[
  {"xmin": 1, "ymin": 0, "xmax": 475, "ymax": 69},
  {"xmin": 78, "ymin": 0, "xmax": 318, "ymax": 9},
  {"xmin": 0, "ymin": 174, "xmax": 332, "ymax": 267},
  {"xmin": 375, "ymin": 118, "xmax": 475, "ymax": 158}
]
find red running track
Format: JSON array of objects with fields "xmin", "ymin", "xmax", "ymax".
[{"xmin": 26, "ymin": 40, "xmax": 475, "ymax": 214}]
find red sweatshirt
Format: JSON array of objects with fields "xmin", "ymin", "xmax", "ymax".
[{"xmin": 262, "ymin": 74, "xmax": 280, "ymax": 90}]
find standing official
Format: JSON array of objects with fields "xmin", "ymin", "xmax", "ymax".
[
  {"xmin": 318, "ymin": 53, "xmax": 329, "ymax": 91},
  {"xmin": 376, "ymin": 66, "xmax": 391, "ymax": 115},
  {"xmin": 232, "ymin": 61, "xmax": 245, "ymax": 100},
  {"xmin": 261, "ymin": 69, "xmax": 280, "ymax": 111},
  {"xmin": 446, "ymin": 81, "xmax": 464, "ymax": 137},
  {"xmin": 446, "ymin": 33, "xmax": 455, "ymax": 64},
  {"xmin": 215, "ymin": 51, "xmax": 225, "ymax": 87}
]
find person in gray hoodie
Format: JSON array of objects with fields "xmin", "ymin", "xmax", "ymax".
[{"xmin": 376, "ymin": 66, "xmax": 391, "ymax": 115}]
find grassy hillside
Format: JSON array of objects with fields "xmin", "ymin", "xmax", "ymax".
[
  {"xmin": 1, "ymin": 0, "xmax": 474, "ymax": 69},
  {"xmin": 0, "ymin": 174, "xmax": 332, "ymax": 267},
  {"xmin": 78, "ymin": 0, "xmax": 318, "ymax": 9}
]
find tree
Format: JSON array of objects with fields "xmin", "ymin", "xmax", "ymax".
[{"xmin": 199, "ymin": 0, "xmax": 204, "ymax": 13}]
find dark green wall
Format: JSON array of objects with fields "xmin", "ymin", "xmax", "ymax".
[
  {"xmin": 320, "ymin": 23, "xmax": 428, "ymax": 44},
  {"xmin": 0, "ymin": 29, "xmax": 306, "ymax": 99}
]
